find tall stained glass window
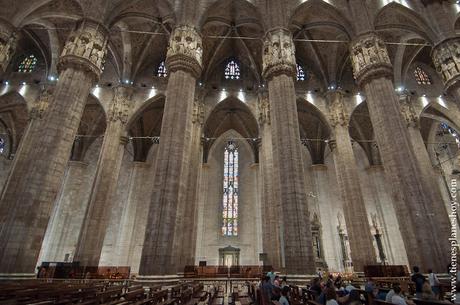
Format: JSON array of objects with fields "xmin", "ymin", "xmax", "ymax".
[
  {"xmin": 224, "ymin": 59, "xmax": 240, "ymax": 80},
  {"xmin": 296, "ymin": 64, "xmax": 306, "ymax": 81},
  {"xmin": 18, "ymin": 55, "xmax": 38, "ymax": 73},
  {"xmin": 157, "ymin": 61, "xmax": 167, "ymax": 77},
  {"xmin": 222, "ymin": 140, "xmax": 239, "ymax": 236},
  {"xmin": 414, "ymin": 66, "xmax": 431, "ymax": 85}
]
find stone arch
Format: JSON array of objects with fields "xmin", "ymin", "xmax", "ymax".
[
  {"xmin": 0, "ymin": 91, "xmax": 29, "ymax": 158},
  {"xmin": 296, "ymin": 97, "xmax": 331, "ymax": 165},
  {"xmin": 71, "ymin": 94, "xmax": 107, "ymax": 161},
  {"xmin": 374, "ymin": 2, "xmax": 437, "ymax": 43},
  {"xmin": 290, "ymin": 0, "xmax": 353, "ymax": 88},
  {"xmin": 126, "ymin": 94, "xmax": 165, "ymax": 162},
  {"xmin": 203, "ymin": 96, "xmax": 259, "ymax": 163},
  {"xmin": 349, "ymin": 100, "xmax": 381, "ymax": 166}
]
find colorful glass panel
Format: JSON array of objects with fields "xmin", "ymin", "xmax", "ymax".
[
  {"xmin": 222, "ymin": 140, "xmax": 239, "ymax": 236},
  {"xmin": 18, "ymin": 55, "xmax": 38, "ymax": 73},
  {"xmin": 224, "ymin": 60, "xmax": 240, "ymax": 80}
]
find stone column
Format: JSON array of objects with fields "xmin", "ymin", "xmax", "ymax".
[
  {"xmin": 326, "ymin": 91, "xmax": 376, "ymax": 271},
  {"xmin": 258, "ymin": 93, "xmax": 282, "ymax": 269},
  {"xmin": 399, "ymin": 94, "xmax": 451, "ymax": 253},
  {"xmin": 173, "ymin": 99, "xmax": 203, "ymax": 273},
  {"xmin": 139, "ymin": 25, "xmax": 202, "ymax": 276},
  {"xmin": 262, "ymin": 28, "xmax": 315, "ymax": 274},
  {"xmin": 0, "ymin": 19, "xmax": 17, "ymax": 75},
  {"xmin": 432, "ymin": 38, "xmax": 460, "ymax": 103},
  {"xmin": 0, "ymin": 19, "xmax": 107, "ymax": 275},
  {"xmin": 350, "ymin": 32, "xmax": 449, "ymax": 271},
  {"xmin": 74, "ymin": 86, "xmax": 132, "ymax": 267}
]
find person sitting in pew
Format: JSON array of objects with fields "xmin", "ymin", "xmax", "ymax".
[
  {"xmin": 391, "ymin": 286, "xmax": 411, "ymax": 305},
  {"xmin": 385, "ymin": 283, "xmax": 399, "ymax": 303},
  {"xmin": 325, "ymin": 287, "xmax": 339, "ymax": 305},
  {"xmin": 344, "ymin": 289, "xmax": 361, "ymax": 305},
  {"xmin": 279, "ymin": 286, "xmax": 290, "ymax": 305}
]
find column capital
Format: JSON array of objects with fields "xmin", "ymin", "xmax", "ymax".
[
  {"xmin": 432, "ymin": 37, "xmax": 460, "ymax": 91},
  {"xmin": 258, "ymin": 92, "xmax": 271, "ymax": 126},
  {"xmin": 29, "ymin": 87, "xmax": 53, "ymax": 120},
  {"xmin": 58, "ymin": 19, "xmax": 109, "ymax": 81},
  {"xmin": 399, "ymin": 94, "xmax": 420, "ymax": 128},
  {"xmin": 0, "ymin": 19, "xmax": 18, "ymax": 73},
  {"xmin": 108, "ymin": 86, "xmax": 133, "ymax": 124},
  {"xmin": 350, "ymin": 32, "xmax": 393, "ymax": 86},
  {"xmin": 326, "ymin": 90, "xmax": 349, "ymax": 128},
  {"xmin": 262, "ymin": 28, "xmax": 296, "ymax": 80},
  {"xmin": 166, "ymin": 25, "xmax": 203, "ymax": 78}
]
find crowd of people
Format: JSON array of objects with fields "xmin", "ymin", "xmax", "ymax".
[{"xmin": 259, "ymin": 266, "xmax": 453, "ymax": 305}]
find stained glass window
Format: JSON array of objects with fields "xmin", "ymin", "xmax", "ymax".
[
  {"xmin": 157, "ymin": 61, "xmax": 167, "ymax": 77},
  {"xmin": 224, "ymin": 59, "xmax": 240, "ymax": 80},
  {"xmin": 297, "ymin": 64, "xmax": 306, "ymax": 81},
  {"xmin": 222, "ymin": 140, "xmax": 239, "ymax": 237},
  {"xmin": 414, "ymin": 66, "xmax": 431, "ymax": 85},
  {"xmin": 0, "ymin": 137, "xmax": 5, "ymax": 154},
  {"xmin": 18, "ymin": 55, "xmax": 38, "ymax": 73}
]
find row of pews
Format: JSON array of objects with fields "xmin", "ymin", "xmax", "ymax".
[{"xmin": 0, "ymin": 280, "xmax": 207, "ymax": 305}]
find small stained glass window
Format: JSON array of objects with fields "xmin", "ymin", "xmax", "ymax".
[
  {"xmin": 224, "ymin": 59, "xmax": 240, "ymax": 80},
  {"xmin": 222, "ymin": 140, "xmax": 239, "ymax": 236},
  {"xmin": 297, "ymin": 64, "xmax": 306, "ymax": 81},
  {"xmin": 414, "ymin": 66, "xmax": 431, "ymax": 85},
  {"xmin": 157, "ymin": 61, "xmax": 167, "ymax": 77},
  {"xmin": 18, "ymin": 55, "xmax": 38, "ymax": 73}
]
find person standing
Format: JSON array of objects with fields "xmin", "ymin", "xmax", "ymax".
[
  {"xmin": 428, "ymin": 269, "xmax": 440, "ymax": 299},
  {"xmin": 411, "ymin": 266, "xmax": 426, "ymax": 299}
]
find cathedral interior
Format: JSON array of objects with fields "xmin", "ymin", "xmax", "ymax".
[{"xmin": 0, "ymin": 0, "xmax": 459, "ymax": 281}]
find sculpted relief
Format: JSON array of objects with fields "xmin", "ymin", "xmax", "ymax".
[
  {"xmin": 262, "ymin": 28, "xmax": 296, "ymax": 79},
  {"xmin": 350, "ymin": 34, "xmax": 391, "ymax": 81},
  {"xmin": 432, "ymin": 39, "xmax": 460, "ymax": 87}
]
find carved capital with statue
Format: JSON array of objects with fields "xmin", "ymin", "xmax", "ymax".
[
  {"xmin": 350, "ymin": 33, "xmax": 393, "ymax": 86},
  {"xmin": 0, "ymin": 19, "xmax": 17, "ymax": 73},
  {"xmin": 192, "ymin": 99, "xmax": 205, "ymax": 125},
  {"xmin": 327, "ymin": 91, "xmax": 349, "ymax": 128},
  {"xmin": 399, "ymin": 94, "xmax": 419, "ymax": 128},
  {"xmin": 432, "ymin": 38, "xmax": 460, "ymax": 91},
  {"xmin": 108, "ymin": 86, "xmax": 133, "ymax": 125},
  {"xmin": 30, "ymin": 87, "xmax": 53, "ymax": 120},
  {"xmin": 262, "ymin": 28, "xmax": 296, "ymax": 80},
  {"xmin": 166, "ymin": 25, "xmax": 203, "ymax": 78},
  {"xmin": 58, "ymin": 19, "xmax": 109, "ymax": 81},
  {"xmin": 258, "ymin": 93, "xmax": 271, "ymax": 126}
]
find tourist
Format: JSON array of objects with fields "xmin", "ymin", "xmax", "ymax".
[
  {"xmin": 261, "ymin": 276, "xmax": 273, "ymax": 302},
  {"xmin": 325, "ymin": 287, "xmax": 339, "ymax": 305},
  {"xmin": 421, "ymin": 281, "xmax": 435, "ymax": 300},
  {"xmin": 345, "ymin": 289, "xmax": 362, "ymax": 305},
  {"xmin": 410, "ymin": 266, "xmax": 426, "ymax": 299},
  {"xmin": 310, "ymin": 277, "xmax": 322, "ymax": 299},
  {"xmin": 334, "ymin": 275, "xmax": 343, "ymax": 289},
  {"xmin": 281, "ymin": 276, "xmax": 288, "ymax": 288},
  {"xmin": 385, "ymin": 283, "xmax": 399, "ymax": 303},
  {"xmin": 279, "ymin": 286, "xmax": 290, "ymax": 305},
  {"xmin": 391, "ymin": 286, "xmax": 408, "ymax": 305},
  {"xmin": 428, "ymin": 269, "xmax": 440, "ymax": 299},
  {"xmin": 267, "ymin": 268, "xmax": 276, "ymax": 284}
]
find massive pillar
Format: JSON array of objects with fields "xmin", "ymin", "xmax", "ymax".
[
  {"xmin": 399, "ymin": 94, "xmax": 450, "ymax": 241},
  {"xmin": 0, "ymin": 19, "xmax": 107, "ymax": 275},
  {"xmin": 139, "ymin": 25, "xmax": 202, "ymax": 276},
  {"xmin": 350, "ymin": 33, "xmax": 449, "ymax": 271},
  {"xmin": 74, "ymin": 86, "xmax": 132, "ymax": 266},
  {"xmin": 262, "ymin": 28, "xmax": 315, "ymax": 274},
  {"xmin": 326, "ymin": 91, "xmax": 376, "ymax": 271},
  {"xmin": 0, "ymin": 19, "xmax": 16, "ymax": 75},
  {"xmin": 258, "ymin": 93, "xmax": 282, "ymax": 269},
  {"xmin": 173, "ymin": 99, "xmax": 203, "ymax": 272}
]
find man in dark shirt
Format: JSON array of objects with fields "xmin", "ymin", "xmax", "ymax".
[{"xmin": 411, "ymin": 266, "xmax": 426, "ymax": 298}]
